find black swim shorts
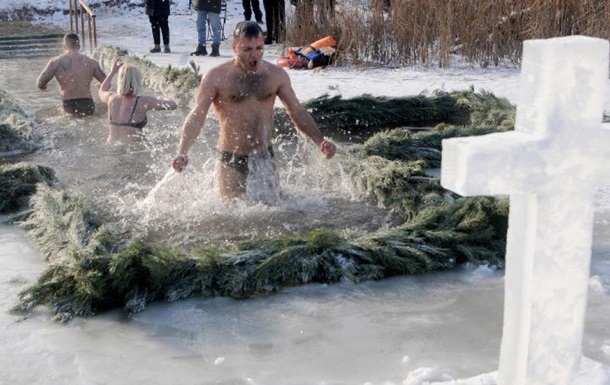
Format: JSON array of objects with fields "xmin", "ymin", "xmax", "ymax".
[
  {"xmin": 219, "ymin": 146, "xmax": 274, "ymax": 176},
  {"xmin": 62, "ymin": 98, "xmax": 95, "ymax": 117}
]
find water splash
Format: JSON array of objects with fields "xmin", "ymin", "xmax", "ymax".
[
  {"xmin": 246, "ymin": 148, "xmax": 281, "ymax": 205},
  {"xmin": 139, "ymin": 167, "xmax": 181, "ymax": 220},
  {"xmin": 1, "ymin": 56, "xmax": 394, "ymax": 248}
]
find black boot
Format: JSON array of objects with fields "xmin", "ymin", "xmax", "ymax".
[
  {"xmin": 191, "ymin": 44, "xmax": 207, "ymax": 56},
  {"xmin": 150, "ymin": 45, "xmax": 161, "ymax": 53},
  {"xmin": 210, "ymin": 44, "xmax": 220, "ymax": 57}
]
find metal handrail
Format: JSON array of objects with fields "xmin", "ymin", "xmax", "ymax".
[{"xmin": 68, "ymin": 0, "xmax": 97, "ymax": 52}]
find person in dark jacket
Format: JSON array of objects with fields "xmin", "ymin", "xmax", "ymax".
[
  {"xmin": 145, "ymin": 0, "xmax": 171, "ymax": 53},
  {"xmin": 191, "ymin": 0, "xmax": 222, "ymax": 57},
  {"xmin": 262, "ymin": 0, "xmax": 284, "ymax": 44}
]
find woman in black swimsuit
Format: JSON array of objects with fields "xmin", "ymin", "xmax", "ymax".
[{"xmin": 99, "ymin": 58, "xmax": 178, "ymax": 144}]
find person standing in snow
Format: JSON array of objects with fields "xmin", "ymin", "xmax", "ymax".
[
  {"xmin": 242, "ymin": 0, "xmax": 264, "ymax": 23},
  {"xmin": 191, "ymin": 0, "xmax": 222, "ymax": 57},
  {"xmin": 262, "ymin": 0, "xmax": 284, "ymax": 44},
  {"xmin": 145, "ymin": 0, "xmax": 171, "ymax": 53}
]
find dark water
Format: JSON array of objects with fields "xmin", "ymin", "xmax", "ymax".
[{"xmin": 0, "ymin": 56, "xmax": 397, "ymax": 248}]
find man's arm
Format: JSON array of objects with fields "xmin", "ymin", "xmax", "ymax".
[
  {"xmin": 93, "ymin": 60, "xmax": 107, "ymax": 84},
  {"xmin": 172, "ymin": 72, "xmax": 216, "ymax": 172},
  {"xmin": 276, "ymin": 68, "xmax": 336, "ymax": 159},
  {"xmin": 37, "ymin": 58, "xmax": 58, "ymax": 90},
  {"xmin": 178, "ymin": 75, "xmax": 215, "ymax": 155}
]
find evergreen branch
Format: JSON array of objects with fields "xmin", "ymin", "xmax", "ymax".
[
  {"xmin": 2, "ymin": 84, "xmax": 515, "ymax": 321},
  {"xmin": 93, "ymin": 46, "xmax": 201, "ymax": 110},
  {"xmin": 0, "ymin": 162, "xmax": 55, "ymax": 214}
]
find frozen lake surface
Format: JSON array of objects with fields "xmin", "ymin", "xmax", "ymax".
[
  {"xmin": 3, "ymin": 221, "xmax": 610, "ymax": 385},
  {"xmin": 2, "ymin": 6, "xmax": 610, "ymax": 382}
]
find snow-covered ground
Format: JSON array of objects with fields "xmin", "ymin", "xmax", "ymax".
[
  {"xmin": 5, "ymin": 0, "xmax": 525, "ymax": 104},
  {"xmin": 6, "ymin": 0, "xmax": 609, "ymax": 111}
]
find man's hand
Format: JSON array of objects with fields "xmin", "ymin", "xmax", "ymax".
[
  {"xmin": 172, "ymin": 154, "xmax": 189, "ymax": 172},
  {"xmin": 320, "ymin": 139, "xmax": 337, "ymax": 159}
]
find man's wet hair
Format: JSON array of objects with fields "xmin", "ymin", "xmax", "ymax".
[
  {"xmin": 63, "ymin": 33, "xmax": 80, "ymax": 49},
  {"xmin": 233, "ymin": 21, "xmax": 264, "ymax": 40}
]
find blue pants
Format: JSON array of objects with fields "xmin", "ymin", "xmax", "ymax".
[{"xmin": 196, "ymin": 10, "xmax": 221, "ymax": 46}]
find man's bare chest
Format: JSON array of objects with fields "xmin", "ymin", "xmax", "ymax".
[{"xmin": 225, "ymin": 72, "xmax": 275, "ymax": 102}]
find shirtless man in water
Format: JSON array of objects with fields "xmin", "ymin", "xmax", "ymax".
[
  {"xmin": 172, "ymin": 21, "xmax": 336, "ymax": 200},
  {"xmin": 37, "ymin": 33, "xmax": 106, "ymax": 117}
]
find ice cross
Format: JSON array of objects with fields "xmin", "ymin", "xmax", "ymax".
[{"xmin": 441, "ymin": 36, "xmax": 610, "ymax": 385}]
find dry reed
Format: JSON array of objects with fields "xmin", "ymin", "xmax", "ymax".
[{"xmin": 286, "ymin": 0, "xmax": 610, "ymax": 67}]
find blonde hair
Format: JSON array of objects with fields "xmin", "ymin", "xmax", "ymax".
[{"xmin": 116, "ymin": 64, "xmax": 143, "ymax": 96}]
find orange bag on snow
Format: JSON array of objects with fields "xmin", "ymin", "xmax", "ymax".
[
  {"xmin": 277, "ymin": 56, "xmax": 308, "ymax": 69},
  {"xmin": 278, "ymin": 36, "xmax": 337, "ymax": 69},
  {"xmin": 299, "ymin": 36, "xmax": 337, "ymax": 57}
]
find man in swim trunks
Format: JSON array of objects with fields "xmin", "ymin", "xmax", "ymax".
[
  {"xmin": 37, "ymin": 33, "xmax": 106, "ymax": 117},
  {"xmin": 172, "ymin": 21, "xmax": 336, "ymax": 201}
]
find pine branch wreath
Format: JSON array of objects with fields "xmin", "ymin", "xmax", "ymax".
[{"xmin": 0, "ymin": 52, "xmax": 518, "ymax": 321}]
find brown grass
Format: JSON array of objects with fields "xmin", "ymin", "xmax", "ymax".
[{"xmin": 285, "ymin": 0, "xmax": 610, "ymax": 67}]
